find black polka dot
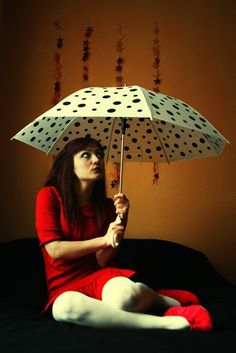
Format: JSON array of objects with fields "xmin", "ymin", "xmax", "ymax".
[
  {"xmin": 78, "ymin": 104, "xmax": 86, "ymax": 107},
  {"xmin": 63, "ymin": 101, "xmax": 71, "ymax": 105},
  {"xmin": 113, "ymin": 101, "xmax": 121, "ymax": 105},
  {"xmin": 107, "ymin": 109, "xmax": 116, "ymax": 113},
  {"xmin": 132, "ymin": 99, "xmax": 141, "ymax": 103},
  {"xmin": 172, "ymin": 104, "xmax": 179, "ymax": 110}
]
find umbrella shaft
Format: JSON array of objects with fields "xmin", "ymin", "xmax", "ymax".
[{"xmin": 119, "ymin": 132, "xmax": 125, "ymax": 194}]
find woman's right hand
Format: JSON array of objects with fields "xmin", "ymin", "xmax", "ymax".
[{"xmin": 104, "ymin": 216, "xmax": 125, "ymax": 248}]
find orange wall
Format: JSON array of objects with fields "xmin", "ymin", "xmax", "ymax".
[{"xmin": 1, "ymin": 0, "xmax": 236, "ymax": 284}]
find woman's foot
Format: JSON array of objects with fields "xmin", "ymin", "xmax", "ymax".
[{"xmin": 164, "ymin": 305, "xmax": 213, "ymax": 332}]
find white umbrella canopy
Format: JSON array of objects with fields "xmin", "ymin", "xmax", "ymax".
[
  {"xmin": 12, "ymin": 85, "xmax": 229, "ymax": 165},
  {"xmin": 12, "ymin": 85, "xmax": 229, "ymax": 192}
]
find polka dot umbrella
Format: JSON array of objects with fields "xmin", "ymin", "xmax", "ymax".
[{"xmin": 12, "ymin": 85, "xmax": 229, "ymax": 192}]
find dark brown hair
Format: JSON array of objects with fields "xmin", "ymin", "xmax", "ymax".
[{"xmin": 44, "ymin": 137, "xmax": 107, "ymax": 229}]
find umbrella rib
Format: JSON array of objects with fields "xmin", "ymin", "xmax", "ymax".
[
  {"xmin": 150, "ymin": 119, "xmax": 170, "ymax": 163},
  {"xmin": 105, "ymin": 117, "xmax": 116, "ymax": 164}
]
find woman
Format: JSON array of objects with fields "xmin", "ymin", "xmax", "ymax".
[{"xmin": 36, "ymin": 137, "xmax": 212, "ymax": 331}]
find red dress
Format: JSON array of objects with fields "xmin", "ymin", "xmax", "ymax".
[{"xmin": 36, "ymin": 186, "xmax": 135, "ymax": 311}]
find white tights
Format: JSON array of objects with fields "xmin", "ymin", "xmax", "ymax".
[{"xmin": 52, "ymin": 277, "xmax": 189, "ymax": 330}]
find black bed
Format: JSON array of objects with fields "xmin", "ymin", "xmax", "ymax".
[{"xmin": 0, "ymin": 237, "xmax": 235, "ymax": 353}]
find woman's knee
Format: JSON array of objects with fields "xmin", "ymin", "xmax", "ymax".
[
  {"xmin": 101, "ymin": 277, "xmax": 145, "ymax": 311},
  {"xmin": 52, "ymin": 291, "xmax": 88, "ymax": 323}
]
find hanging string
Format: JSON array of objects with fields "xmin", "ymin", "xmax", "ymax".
[
  {"xmin": 51, "ymin": 18, "xmax": 63, "ymax": 106},
  {"xmin": 82, "ymin": 22, "xmax": 93, "ymax": 87},
  {"xmin": 152, "ymin": 22, "xmax": 161, "ymax": 184}
]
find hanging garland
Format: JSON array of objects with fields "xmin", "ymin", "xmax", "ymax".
[
  {"xmin": 153, "ymin": 162, "xmax": 159, "ymax": 184},
  {"xmin": 152, "ymin": 22, "xmax": 161, "ymax": 93},
  {"xmin": 51, "ymin": 19, "xmax": 63, "ymax": 106},
  {"xmin": 110, "ymin": 24, "xmax": 126, "ymax": 189},
  {"xmin": 110, "ymin": 162, "xmax": 121, "ymax": 189},
  {"xmin": 82, "ymin": 23, "xmax": 93, "ymax": 87},
  {"xmin": 152, "ymin": 22, "xmax": 161, "ymax": 184},
  {"xmin": 115, "ymin": 24, "xmax": 125, "ymax": 86}
]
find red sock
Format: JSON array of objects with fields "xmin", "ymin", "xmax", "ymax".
[
  {"xmin": 157, "ymin": 289, "xmax": 200, "ymax": 306},
  {"xmin": 164, "ymin": 305, "xmax": 213, "ymax": 332}
]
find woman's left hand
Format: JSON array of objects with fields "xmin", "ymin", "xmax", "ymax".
[{"xmin": 113, "ymin": 193, "xmax": 130, "ymax": 220}]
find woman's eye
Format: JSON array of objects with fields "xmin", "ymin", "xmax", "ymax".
[
  {"xmin": 97, "ymin": 152, "xmax": 104, "ymax": 159},
  {"xmin": 81, "ymin": 152, "xmax": 90, "ymax": 159}
]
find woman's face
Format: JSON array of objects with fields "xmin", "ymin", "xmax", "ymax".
[{"xmin": 73, "ymin": 144, "xmax": 105, "ymax": 184}]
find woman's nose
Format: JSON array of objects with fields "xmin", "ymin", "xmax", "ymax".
[{"xmin": 91, "ymin": 154, "xmax": 99, "ymax": 163}]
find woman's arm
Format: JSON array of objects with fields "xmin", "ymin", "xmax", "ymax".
[
  {"xmin": 45, "ymin": 215, "xmax": 125, "ymax": 261},
  {"xmin": 45, "ymin": 236, "xmax": 107, "ymax": 261}
]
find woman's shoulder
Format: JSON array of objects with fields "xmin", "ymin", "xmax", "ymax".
[{"xmin": 36, "ymin": 185, "xmax": 61, "ymax": 203}]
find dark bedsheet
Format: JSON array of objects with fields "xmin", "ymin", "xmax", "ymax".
[{"xmin": 0, "ymin": 237, "xmax": 235, "ymax": 353}]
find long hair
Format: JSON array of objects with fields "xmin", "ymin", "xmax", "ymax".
[{"xmin": 44, "ymin": 137, "xmax": 107, "ymax": 229}]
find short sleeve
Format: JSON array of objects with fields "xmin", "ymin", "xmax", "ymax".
[{"xmin": 35, "ymin": 186, "xmax": 63, "ymax": 246}]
